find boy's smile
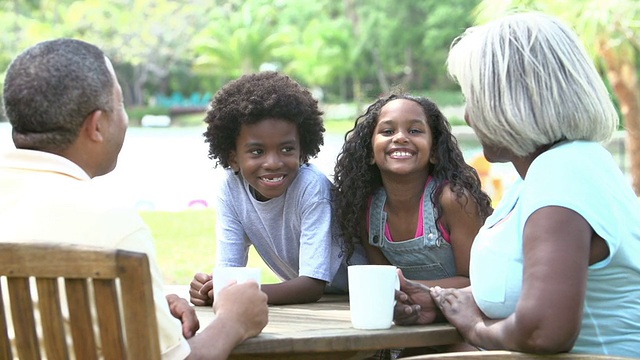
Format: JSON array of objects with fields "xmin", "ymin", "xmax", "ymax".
[{"xmin": 229, "ymin": 118, "xmax": 301, "ymax": 201}]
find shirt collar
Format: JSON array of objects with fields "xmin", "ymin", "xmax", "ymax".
[{"xmin": 0, "ymin": 149, "xmax": 91, "ymax": 181}]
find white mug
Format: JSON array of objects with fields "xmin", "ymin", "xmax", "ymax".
[
  {"xmin": 212, "ymin": 266, "xmax": 261, "ymax": 298},
  {"xmin": 348, "ymin": 265, "xmax": 399, "ymax": 330}
]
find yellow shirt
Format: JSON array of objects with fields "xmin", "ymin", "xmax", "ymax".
[{"xmin": 0, "ymin": 149, "xmax": 190, "ymax": 359}]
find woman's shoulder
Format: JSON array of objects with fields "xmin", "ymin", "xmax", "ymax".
[{"xmin": 535, "ymin": 141, "xmax": 610, "ymax": 169}]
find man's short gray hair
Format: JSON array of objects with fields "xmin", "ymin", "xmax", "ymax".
[{"xmin": 3, "ymin": 38, "xmax": 114, "ymax": 151}]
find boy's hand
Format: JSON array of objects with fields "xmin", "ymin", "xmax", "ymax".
[{"xmin": 189, "ymin": 272, "xmax": 213, "ymax": 306}]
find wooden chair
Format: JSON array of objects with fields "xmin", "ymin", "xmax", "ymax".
[
  {"xmin": 402, "ymin": 350, "xmax": 638, "ymax": 359},
  {"xmin": 0, "ymin": 242, "xmax": 161, "ymax": 359}
]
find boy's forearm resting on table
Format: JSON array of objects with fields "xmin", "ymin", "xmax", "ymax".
[{"xmin": 261, "ymin": 276, "xmax": 326, "ymax": 305}]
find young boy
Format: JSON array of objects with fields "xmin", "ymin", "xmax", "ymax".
[{"xmin": 189, "ymin": 72, "xmax": 366, "ymax": 305}]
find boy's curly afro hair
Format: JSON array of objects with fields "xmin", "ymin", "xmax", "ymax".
[{"xmin": 203, "ymin": 71, "xmax": 325, "ymax": 168}]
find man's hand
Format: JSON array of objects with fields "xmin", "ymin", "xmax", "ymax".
[
  {"xmin": 214, "ymin": 280, "xmax": 269, "ymax": 342},
  {"xmin": 166, "ymin": 294, "xmax": 200, "ymax": 338}
]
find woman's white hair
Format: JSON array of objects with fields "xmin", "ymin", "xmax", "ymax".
[{"xmin": 447, "ymin": 12, "xmax": 618, "ymax": 157}]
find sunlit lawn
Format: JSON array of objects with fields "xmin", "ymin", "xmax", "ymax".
[{"xmin": 140, "ymin": 209, "xmax": 280, "ymax": 285}]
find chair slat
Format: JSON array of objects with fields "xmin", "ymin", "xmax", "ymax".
[
  {"xmin": 7, "ymin": 277, "xmax": 40, "ymax": 360},
  {"xmin": 0, "ymin": 284, "xmax": 14, "ymax": 360},
  {"xmin": 118, "ymin": 253, "xmax": 161, "ymax": 359},
  {"xmin": 0, "ymin": 243, "xmax": 118, "ymax": 279},
  {"xmin": 93, "ymin": 279, "xmax": 126, "ymax": 360},
  {"xmin": 0, "ymin": 243, "xmax": 162, "ymax": 359},
  {"xmin": 36, "ymin": 278, "xmax": 69, "ymax": 360},
  {"xmin": 65, "ymin": 279, "xmax": 98, "ymax": 360}
]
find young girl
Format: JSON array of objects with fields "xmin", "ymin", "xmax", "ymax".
[
  {"xmin": 189, "ymin": 71, "xmax": 366, "ymax": 306},
  {"xmin": 333, "ymin": 93, "xmax": 492, "ymax": 288}
]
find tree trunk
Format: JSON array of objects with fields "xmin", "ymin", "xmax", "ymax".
[
  {"xmin": 600, "ymin": 44, "xmax": 640, "ymax": 195},
  {"xmin": 371, "ymin": 48, "xmax": 390, "ymax": 94}
]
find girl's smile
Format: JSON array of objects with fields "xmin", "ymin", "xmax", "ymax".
[{"xmin": 372, "ymin": 99, "xmax": 434, "ymax": 177}]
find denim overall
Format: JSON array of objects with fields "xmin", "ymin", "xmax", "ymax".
[{"xmin": 368, "ymin": 179, "xmax": 457, "ymax": 280}]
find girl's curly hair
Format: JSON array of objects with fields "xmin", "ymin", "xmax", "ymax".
[
  {"xmin": 332, "ymin": 93, "xmax": 493, "ymax": 262},
  {"xmin": 203, "ymin": 71, "xmax": 324, "ymax": 168}
]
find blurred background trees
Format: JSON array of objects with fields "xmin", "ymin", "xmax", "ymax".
[
  {"xmin": 1, "ymin": 0, "xmax": 639, "ymax": 192},
  {"xmin": 0, "ymin": 0, "xmax": 478, "ymax": 109}
]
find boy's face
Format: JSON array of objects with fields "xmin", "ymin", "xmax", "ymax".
[{"xmin": 229, "ymin": 118, "xmax": 301, "ymax": 201}]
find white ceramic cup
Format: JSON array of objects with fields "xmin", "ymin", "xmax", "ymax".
[
  {"xmin": 348, "ymin": 265, "xmax": 399, "ymax": 330},
  {"xmin": 212, "ymin": 266, "xmax": 261, "ymax": 298}
]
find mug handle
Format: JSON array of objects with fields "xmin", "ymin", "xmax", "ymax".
[{"xmin": 393, "ymin": 272, "xmax": 400, "ymax": 305}]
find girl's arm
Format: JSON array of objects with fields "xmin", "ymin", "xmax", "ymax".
[
  {"xmin": 436, "ymin": 206, "xmax": 593, "ymax": 353},
  {"xmin": 414, "ymin": 184, "xmax": 482, "ymax": 289},
  {"xmin": 363, "ymin": 239, "xmax": 392, "ymax": 265}
]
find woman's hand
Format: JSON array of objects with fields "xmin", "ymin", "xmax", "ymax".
[{"xmin": 430, "ymin": 286, "xmax": 483, "ymax": 339}]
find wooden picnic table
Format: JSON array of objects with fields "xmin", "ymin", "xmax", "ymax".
[{"xmin": 193, "ymin": 295, "xmax": 463, "ymax": 359}]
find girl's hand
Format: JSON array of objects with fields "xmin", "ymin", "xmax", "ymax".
[
  {"xmin": 393, "ymin": 269, "xmax": 440, "ymax": 325},
  {"xmin": 189, "ymin": 272, "xmax": 213, "ymax": 306}
]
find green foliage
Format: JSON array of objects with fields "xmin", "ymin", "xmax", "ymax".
[
  {"xmin": 192, "ymin": 1, "xmax": 294, "ymax": 79},
  {"xmin": 0, "ymin": 0, "xmax": 482, "ymax": 107},
  {"xmin": 324, "ymin": 119, "xmax": 357, "ymax": 135},
  {"xmin": 126, "ymin": 106, "xmax": 170, "ymax": 124},
  {"xmin": 416, "ymin": 90, "xmax": 465, "ymax": 107},
  {"xmin": 140, "ymin": 209, "xmax": 280, "ymax": 285}
]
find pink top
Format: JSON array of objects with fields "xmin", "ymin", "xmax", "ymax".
[{"xmin": 368, "ymin": 178, "xmax": 451, "ymax": 243}]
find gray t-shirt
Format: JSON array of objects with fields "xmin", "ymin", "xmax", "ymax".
[{"xmin": 215, "ymin": 163, "xmax": 363, "ymax": 291}]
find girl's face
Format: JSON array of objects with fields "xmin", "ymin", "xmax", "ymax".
[
  {"xmin": 229, "ymin": 118, "xmax": 301, "ymax": 201},
  {"xmin": 371, "ymin": 99, "xmax": 434, "ymax": 177}
]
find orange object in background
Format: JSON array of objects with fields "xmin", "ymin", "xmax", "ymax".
[{"xmin": 470, "ymin": 154, "xmax": 504, "ymax": 206}]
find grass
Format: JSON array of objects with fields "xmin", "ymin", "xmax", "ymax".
[{"xmin": 140, "ymin": 209, "xmax": 280, "ymax": 285}]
